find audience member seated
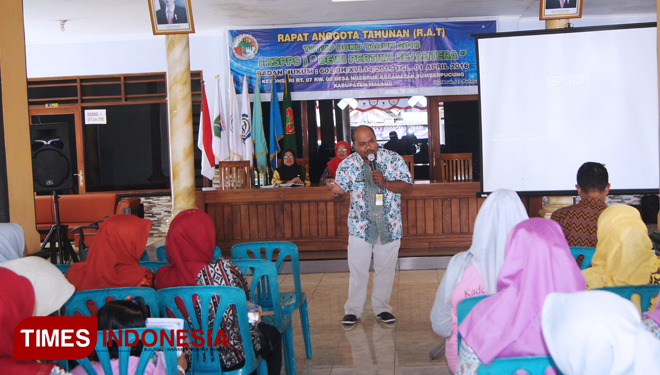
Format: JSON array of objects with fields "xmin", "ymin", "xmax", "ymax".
[
  {"xmin": 643, "ymin": 302, "xmax": 660, "ymax": 339},
  {"xmin": 0, "ymin": 258, "xmax": 75, "ymax": 374},
  {"xmin": 70, "ymin": 300, "xmax": 188, "ymax": 375},
  {"xmin": 155, "ymin": 209, "xmax": 282, "ymax": 375},
  {"xmin": 455, "ymin": 219, "xmax": 586, "ymax": 374},
  {"xmin": 272, "ymin": 149, "xmax": 310, "ymax": 186},
  {"xmin": 551, "ymin": 162, "xmax": 609, "ymax": 247},
  {"xmin": 430, "ymin": 189, "xmax": 528, "ymax": 373},
  {"xmin": 66, "ymin": 214, "xmax": 154, "ymax": 291},
  {"xmin": 542, "ymin": 290, "xmax": 660, "ymax": 374},
  {"xmin": 320, "ymin": 141, "xmax": 351, "ymax": 186},
  {"xmin": 583, "ymin": 204, "xmax": 660, "ymax": 289},
  {"xmin": 0, "ymin": 223, "xmax": 26, "ymax": 262}
]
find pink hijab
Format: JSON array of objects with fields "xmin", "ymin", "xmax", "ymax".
[
  {"xmin": 154, "ymin": 209, "xmax": 215, "ymax": 290},
  {"xmin": 458, "ymin": 218, "xmax": 586, "ymax": 365},
  {"xmin": 644, "ymin": 303, "xmax": 660, "ymax": 325}
]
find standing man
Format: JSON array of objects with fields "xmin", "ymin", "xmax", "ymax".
[
  {"xmin": 329, "ymin": 125, "xmax": 413, "ymax": 326},
  {"xmin": 551, "ymin": 162, "xmax": 609, "ymax": 247}
]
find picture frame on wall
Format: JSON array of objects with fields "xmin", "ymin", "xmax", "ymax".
[
  {"xmin": 540, "ymin": 0, "xmax": 583, "ymax": 20},
  {"xmin": 148, "ymin": 0, "xmax": 195, "ymax": 35}
]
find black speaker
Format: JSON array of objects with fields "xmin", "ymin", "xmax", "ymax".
[{"xmin": 30, "ymin": 123, "xmax": 73, "ymax": 192}]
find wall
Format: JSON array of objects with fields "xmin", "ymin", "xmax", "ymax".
[{"xmin": 26, "ymin": 14, "xmax": 656, "ymax": 106}]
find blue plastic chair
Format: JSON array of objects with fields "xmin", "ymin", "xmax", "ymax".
[
  {"xmin": 231, "ymin": 241, "xmax": 312, "ymax": 360},
  {"xmin": 156, "ymin": 285, "xmax": 267, "ymax": 375},
  {"xmin": 73, "ymin": 327, "xmax": 179, "ymax": 375},
  {"xmin": 569, "ymin": 246, "xmax": 596, "ymax": 270},
  {"xmin": 456, "ymin": 295, "xmax": 563, "ymax": 375},
  {"xmin": 232, "ymin": 259, "xmax": 295, "ymax": 375},
  {"xmin": 149, "ymin": 245, "xmax": 222, "ymax": 263},
  {"xmin": 596, "ymin": 284, "xmax": 660, "ymax": 313},
  {"xmin": 139, "ymin": 261, "xmax": 169, "ymax": 273},
  {"xmin": 63, "ymin": 287, "xmax": 160, "ymax": 318},
  {"xmin": 55, "ymin": 264, "xmax": 71, "ymax": 274},
  {"xmin": 139, "ymin": 251, "xmax": 150, "ymax": 261}
]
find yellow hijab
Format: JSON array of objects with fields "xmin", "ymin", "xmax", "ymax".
[{"xmin": 583, "ymin": 204, "xmax": 657, "ymax": 289}]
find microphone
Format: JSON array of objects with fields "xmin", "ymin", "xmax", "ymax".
[{"xmin": 367, "ymin": 153, "xmax": 376, "ymax": 171}]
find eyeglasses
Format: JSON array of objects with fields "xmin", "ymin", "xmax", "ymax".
[
  {"xmin": 337, "ymin": 148, "xmax": 348, "ymax": 152},
  {"xmin": 283, "ymin": 156, "xmax": 294, "ymax": 159}
]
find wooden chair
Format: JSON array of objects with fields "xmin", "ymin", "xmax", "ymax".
[
  {"xmin": 217, "ymin": 161, "xmax": 251, "ymax": 189},
  {"xmin": 440, "ymin": 153, "xmax": 473, "ymax": 182},
  {"xmin": 402, "ymin": 155, "xmax": 415, "ymax": 181}
]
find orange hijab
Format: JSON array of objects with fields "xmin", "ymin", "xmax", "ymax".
[
  {"xmin": 66, "ymin": 214, "xmax": 152, "ymax": 291},
  {"xmin": 327, "ymin": 141, "xmax": 351, "ymax": 177}
]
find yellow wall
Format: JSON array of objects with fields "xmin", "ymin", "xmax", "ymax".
[{"xmin": 0, "ymin": 0, "xmax": 41, "ymax": 253}]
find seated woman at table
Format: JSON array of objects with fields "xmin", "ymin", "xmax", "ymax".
[
  {"xmin": 455, "ymin": 219, "xmax": 586, "ymax": 374},
  {"xmin": 583, "ymin": 204, "xmax": 660, "ymax": 290},
  {"xmin": 272, "ymin": 149, "xmax": 310, "ymax": 186},
  {"xmin": 430, "ymin": 189, "xmax": 528, "ymax": 373},
  {"xmin": 66, "ymin": 214, "xmax": 154, "ymax": 292},
  {"xmin": 155, "ymin": 209, "xmax": 282, "ymax": 375},
  {"xmin": 320, "ymin": 141, "xmax": 350, "ymax": 186}
]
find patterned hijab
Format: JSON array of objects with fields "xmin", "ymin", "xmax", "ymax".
[
  {"xmin": 327, "ymin": 141, "xmax": 351, "ymax": 177},
  {"xmin": 542, "ymin": 290, "xmax": 660, "ymax": 375},
  {"xmin": 0, "ymin": 268, "xmax": 56, "ymax": 375},
  {"xmin": 458, "ymin": 218, "xmax": 586, "ymax": 365},
  {"xmin": 583, "ymin": 204, "xmax": 657, "ymax": 289},
  {"xmin": 66, "ymin": 214, "xmax": 152, "ymax": 291},
  {"xmin": 155, "ymin": 209, "xmax": 215, "ymax": 289}
]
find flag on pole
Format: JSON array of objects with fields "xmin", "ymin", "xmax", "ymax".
[
  {"xmin": 212, "ymin": 77, "xmax": 230, "ymax": 161},
  {"xmin": 228, "ymin": 76, "xmax": 242, "ymax": 161},
  {"xmin": 269, "ymin": 75, "xmax": 284, "ymax": 170},
  {"xmin": 197, "ymin": 83, "xmax": 216, "ymax": 180},
  {"xmin": 252, "ymin": 75, "xmax": 268, "ymax": 175},
  {"xmin": 282, "ymin": 72, "xmax": 298, "ymax": 157},
  {"xmin": 240, "ymin": 75, "xmax": 254, "ymax": 166}
]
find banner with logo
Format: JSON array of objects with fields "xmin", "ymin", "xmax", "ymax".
[{"xmin": 228, "ymin": 21, "xmax": 496, "ymax": 100}]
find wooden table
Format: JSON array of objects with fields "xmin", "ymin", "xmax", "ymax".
[{"xmin": 197, "ymin": 182, "xmax": 485, "ymax": 260}]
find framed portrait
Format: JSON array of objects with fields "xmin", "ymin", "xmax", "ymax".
[
  {"xmin": 540, "ymin": 0, "xmax": 583, "ymax": 20},
  {"xmin": 148, "ymin": 0, "xmax": 195, "ymax": 35}
]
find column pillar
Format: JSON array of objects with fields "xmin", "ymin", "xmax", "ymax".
[
  {"xmin": 166, "ymin": 34, "xmax": 196, "ymax": 216},
  {"xmin": 0, "ymin": 0, "xmax": 41, "ymax": 253}
]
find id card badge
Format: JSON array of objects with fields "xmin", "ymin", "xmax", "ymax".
[{"xmin": 375, "ymin": 193, "xmax": 384, "ymax": 206}]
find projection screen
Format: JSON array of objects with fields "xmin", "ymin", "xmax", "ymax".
[{"xmin": 477, "ymin": 23, "xmax": 659, "ymax": 195}]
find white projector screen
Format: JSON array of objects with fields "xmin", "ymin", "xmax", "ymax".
[{"xmin": 477, "ymin": 24, "xmax": 659, "ymax": 195}]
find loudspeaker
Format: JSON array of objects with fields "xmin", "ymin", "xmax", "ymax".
[{"xmin": 30, "ymin": 123, "xmax": 73, "ymax": 192}]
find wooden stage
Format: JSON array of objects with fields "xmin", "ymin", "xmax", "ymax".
[{"xmin": 197, "ymin": 182, "xmax": 492, "ymax": 260}]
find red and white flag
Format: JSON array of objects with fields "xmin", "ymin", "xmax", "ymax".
[{"xmin": 197, "ymin": 84, "xmax": 216, "ymax": 180}]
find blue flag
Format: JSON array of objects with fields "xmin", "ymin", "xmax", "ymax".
[
  {"xmin": 252, "ymin": 76, "xmax": 268, "ymax": 175},
  {"xmin": 269, "ymin": 75, "xmax": 284, "ymax": 170}
]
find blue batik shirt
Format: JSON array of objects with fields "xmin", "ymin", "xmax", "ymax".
[{"xmin": 334, "ymin": 148, "xmax": 412, "ymax": 244}]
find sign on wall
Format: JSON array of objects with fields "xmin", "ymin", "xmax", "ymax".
[
  {"xmin": 228, "ymin": 21, "xmax": 496, "ymax": 100},
  {"xmin": 84, "ymin": 109, "xmax": 107, "ymax": 125}
]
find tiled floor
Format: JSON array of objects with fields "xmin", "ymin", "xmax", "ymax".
[
  {"xmin": 279, "ymin": 269, "xmax": 450, "ymax": 375},
  {"xmin": 144, "ymin": 238, "xmax": 451, "ymax": 374}
]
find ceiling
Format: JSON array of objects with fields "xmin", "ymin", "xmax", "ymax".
[{"xmin": 23, "ymin": 0, "xmax": 657, "ymax": 44}]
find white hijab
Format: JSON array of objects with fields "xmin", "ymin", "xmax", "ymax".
[
  {"xmin": 542, "ymin": 290, "xmax": 660, "ymax": 375},
  {"xmin": 0, "ymin": 257, "xmax": 75, "ymax": 316},
  {"xmin": 430, "ymin": 189, "xmax": 527, "ymax": 337},
  {"xmin": 0, "ymin": 223, "xmax": 25, "ymax": 263}
]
